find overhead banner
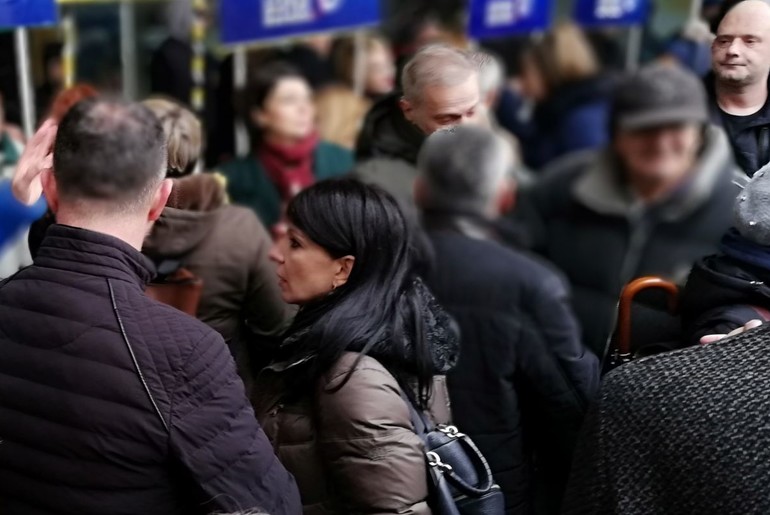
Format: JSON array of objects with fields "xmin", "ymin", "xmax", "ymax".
[
  {"xmin": 468, "ymin": 0, "xmax": 552, "ymax": 39},
  {"xmin": 0, "ymin": 0, "xmax": 57, "ymax": 28},
  {"xmin": 220, "ymin": 0, "xmax": 381, "ymax": 45},
  {"xmin": 574, "ymin": 0, "xmax": 650, "ymax": 27}
]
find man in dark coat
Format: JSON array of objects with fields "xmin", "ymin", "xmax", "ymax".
[
  {"xmin": 417, "ymin": 126, "xmax": 600, "ymax": 514},
  {"xmin": 0, "ymin": 99, "xmax": 300, "ymax": 515},
  {"xmin": 562, "ymin": 321, "xmax": 770, "ymax": 515},
  {"xmin": 707, "ymin": 0, "xmax": 770, "ymax": 176},
  {"xmin": 517, "ymin": 64, "xmax": 747, "ymax": 358},
  {"xmin": 354, "ymin": 44, "xmax": 482, "ymax": 208}
]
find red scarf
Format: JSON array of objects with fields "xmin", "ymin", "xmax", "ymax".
[{"xmin": 257, "ymin": 132, "xmax": 319, "ymax": 201}]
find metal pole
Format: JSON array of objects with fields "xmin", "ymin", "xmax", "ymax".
[
  {"xmin": 62, "ymin": 10, "xmax": 77, "ymax": 89},
  {"xmin": 689, "ymin": 0, "xmax": 704, "ymax": 20},
  {"xmin": 353, "ymin": 30, "xmax": 367, "ymax": 97},
  {"xmin": 625, "ymin": 25, "xmax": 643, "ymax": 72},
  {"xmin": 14, "ymin": 28, "xmax": 36, "ymax": 139},
  {"xmin": 190, "ymin": 0, "xmax": 207, "ymax": 114},
  {"xmin": 234, "ymin": 45, "xmax": 249, "ymax": 157},
  {"xmin": 120, "ymin": 0, "xmax": 138, "ymax": 101}
]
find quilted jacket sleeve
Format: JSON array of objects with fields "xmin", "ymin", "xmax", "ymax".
[
  {"xmin": 169, "ymin": 329, "xmax": 301, "ymax": 515},
  {"xmin": 315, "ymin": 354, "xmax": 432, "ymax": 515}
]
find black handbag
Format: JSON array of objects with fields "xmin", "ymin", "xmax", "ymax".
[{"xmin": 402, "ymin": 393, "xmax": 505, "ymax": 515}]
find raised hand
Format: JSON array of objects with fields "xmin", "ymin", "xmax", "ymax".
[{"xmin": 11, "ymin": 119, "xmax": 58, "ymax": 206}]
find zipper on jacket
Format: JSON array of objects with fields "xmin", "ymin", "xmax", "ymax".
[
  {"xmin": 600, "ymin": 209, "xmax": 653, "ymax": 362},
  {"xmin": 618, "ymin": 208, "xmax": 653, "ymax": 290},
  {"xmin": 759, "ymin": 126, "xmax": 770, "ymax": 171}
]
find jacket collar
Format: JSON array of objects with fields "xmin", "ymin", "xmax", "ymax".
[
  {"xmin": 356, "ymin": 92, "xmax": 425, "ymax": 164},
  {"xmin": 422, "ymin": 210, "xmax": 499, "ymax": 242},
  {"xmin": 573, "ymin": 125, "xmax": 739, "ymax": 222},
  {"xmin": 35, "ymin": 224, "xmax": 155, "ymax": 287}
]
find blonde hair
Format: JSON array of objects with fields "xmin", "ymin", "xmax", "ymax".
[
  {"xmin": 142, "ymin": 97, "xmax": 202, "ymax": 177},
  {"xmin": 332, "ymin": 34, "xmax": 390, "ymax": 86},
  {"xmin": 526, "ymin": 22, "xmax": 599, "ymax": 94},
  {"xmin": 315, "ymin": 86, "xmax": 371, "ymax": 149}
]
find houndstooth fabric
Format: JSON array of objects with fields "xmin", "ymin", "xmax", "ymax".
[{"xmin": 562, "ymin": 323, "xmax": 770, "ymax": 515}]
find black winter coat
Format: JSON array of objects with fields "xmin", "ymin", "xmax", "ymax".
[
  {"xmin": 517, "ymin": 126, "xmax": 746, "ymax": 357},
  {"xmin": 424, "ymin": 216, "xmax": 600, "ymax": 515},
  {"xmin": 563, "ymin": 323, "xmax": 770, "ymax": 515},
  {"xmin": 707, "ymin": 74, "xmax": 770, "ymax": 176},
  {"xmin": 0, "ymin": 225, "xmax": 301, "ymax": 515},
  {"xmin": 680, "ymin": 230, "xmax": 770, "ymax": 346}
]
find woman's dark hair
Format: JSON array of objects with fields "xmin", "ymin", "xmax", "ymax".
[
  {"xmin": 245, "ymin": 61, "xmax": 307, "ymax": 145},
  {"xmin": 283, "ymin": 178, "xmax": 436, "ymax": 408}
]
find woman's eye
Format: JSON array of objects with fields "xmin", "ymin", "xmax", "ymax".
[{"xmin": 289, "ymin": 238, "xmax": 301, "ymax": 249}]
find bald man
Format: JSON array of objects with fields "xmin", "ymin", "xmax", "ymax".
[{"xmin": 709, "ymin": 0, "xmax": 770, "ymax": 176}]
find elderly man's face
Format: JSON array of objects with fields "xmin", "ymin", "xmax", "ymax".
[
  {"xmin": 401, "ymin": 73, "xmax": 481, "ymax": 135},
  {"xmin": 615, "ymin": 124, "xmax": 702, "ymax": 188}
]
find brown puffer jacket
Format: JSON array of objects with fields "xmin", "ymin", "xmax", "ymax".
[{"xmin": 253, "ymin": 351, "xmax": 452, "ymax": 514}]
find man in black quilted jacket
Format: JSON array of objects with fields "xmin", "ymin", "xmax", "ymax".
[{"xmin": 0, "ymin": 98, "xmax": 301, "ymax": 515}]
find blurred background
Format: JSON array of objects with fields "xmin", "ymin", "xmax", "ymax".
[{"xmin": 0, "ymin": 0, "xmax": 701, "ymax": 140}]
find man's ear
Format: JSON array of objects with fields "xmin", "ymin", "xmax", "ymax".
[
  {"xmin": 148, "ymin": 179, "xmax": 173, "ymax": 222},
  {"xmin": 333, "ymin": 255, "xmax": 356, "ymax": 289},
  {"xmin": 399, "ymin": 97, "xmax": 414, "ymax": 123},
  {"xmin": 41, "ymin": 169, "xmax": 59, "ymax": 214}
]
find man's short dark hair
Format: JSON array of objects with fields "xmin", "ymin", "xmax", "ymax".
[{"xmin": 53, "ymin": 98, "xmax": 166, "ymax": 211}]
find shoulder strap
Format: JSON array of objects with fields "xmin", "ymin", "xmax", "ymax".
[{"xmin": 399, "ymin": 389, "xmax": 434, "ymax": 437}]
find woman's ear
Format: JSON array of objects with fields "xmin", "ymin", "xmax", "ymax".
[{"xmin": 333, "ymin": 255, "xmax": 356, "ymax": 289}]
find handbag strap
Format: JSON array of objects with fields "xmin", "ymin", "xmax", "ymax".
[
  {"xmin": 430, "ymin": 467, "xmax": 462, "ymax": 515},
  {"xmin": 399, "ymin": 389, "xmax": 434, "ymax": 437},
  {"xmin": 400, "ymin": 390, "xmax": 497, "ymax": 497},
  {"xmin": 440, "ymin": 436, "xmax": 497, "ymax": 495}
]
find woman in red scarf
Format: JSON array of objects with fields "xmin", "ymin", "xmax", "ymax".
[{"xmin": 219, "ymin": 62, "xmax": 353, "ymax": 233}]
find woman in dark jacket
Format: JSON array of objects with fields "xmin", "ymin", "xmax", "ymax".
[
  {"xmin": 218, "ymin": 62, "xmax": 353, "ymax": 233},
  {"xmin": 518, "ymin": 22, "xmax": 615, "ymax": 170},
  {"xmin": 141, "ymin": 98, "xmax": 294, "ymax": 392},
  {"xmin": 252, "ymin": 179, "xmax": 459, "ymax": 514}
]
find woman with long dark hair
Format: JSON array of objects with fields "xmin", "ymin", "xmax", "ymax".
[{"xmin": 252, "ymin": 178, "xmax": 459, "ymax": 514}]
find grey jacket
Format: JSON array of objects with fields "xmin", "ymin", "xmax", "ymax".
[{"xmin": 517, "ymin": 125, "xmax": 747, "ymax": 356}]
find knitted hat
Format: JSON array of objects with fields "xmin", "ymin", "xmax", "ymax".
[
  {"xmin": 735, "ymin": 163, "xmax": 770, "ymax": 245},
  {"xmin": 611, "ymin": 64, "xmax": 708, "ymax": 132}
]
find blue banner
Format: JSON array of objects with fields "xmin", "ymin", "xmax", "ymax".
[
  {"xmin": 0, "ymin": 0, "xmax": 56, "ymax": 28},
  {"xmin": 220, "ymin": 0, "xmax": 380, "ymax": 45},
  {"xmin": 574, "ymin": 0, "xmax": 650, "ymax": 27},
  {"xmin": 468, "ymin": 0, "xmax": 552, "ymax": 39}
]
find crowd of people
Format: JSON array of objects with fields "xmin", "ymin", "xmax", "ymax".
[{"xmin": 4, "ymin": 0, "xmax": 770, "ymax": 513}]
